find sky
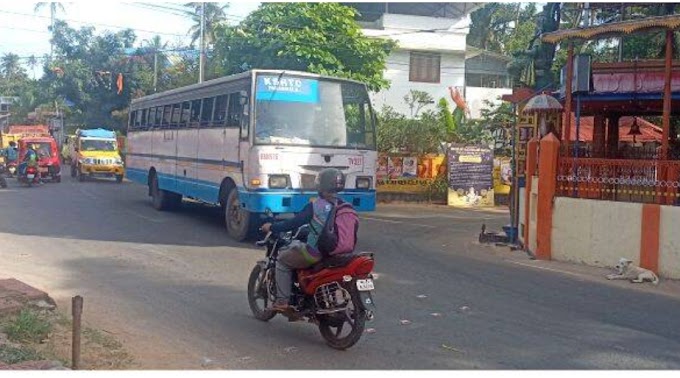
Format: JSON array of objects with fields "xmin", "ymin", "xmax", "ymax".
[{"xmin": 0, "ymin": 1, "xmax": 261, "ymax": 73}]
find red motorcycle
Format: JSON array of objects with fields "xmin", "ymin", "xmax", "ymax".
[
  {"xmin": 18, "ymin": 166, "xmax": 41, "ymax": 187},
  {"xmin": 247, "ymin": 222, "xmax": 376, "ymax": 350}
]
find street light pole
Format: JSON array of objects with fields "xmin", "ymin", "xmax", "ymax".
[
  {"xmin": 199, "ymin": 2, "xmax": 205, "ymax": 84},
  {"xmin": 153, "ymin": 51, "xmax": 158, "ymax": 93}
]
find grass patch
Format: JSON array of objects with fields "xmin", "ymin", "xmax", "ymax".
[
  {"xmin": 3, "ymin": 309, "xmax": 52, "ymax": 343},
  {"xmin": 0, "ymin": 344, "xmax": 44, "ymax": 365}
]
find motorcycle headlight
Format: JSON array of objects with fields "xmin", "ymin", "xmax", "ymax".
[
  {"xmin": 268, "ymin": 175, "xmax": 290, "ymax": 189},
  {"xmin": 356, "ymin": 177, "xmax": 372, "ymax": 190}
]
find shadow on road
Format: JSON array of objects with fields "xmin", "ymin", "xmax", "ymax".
[{"xmin": 0, "ymin": 178, "xmax": 261, "ymax": 249}]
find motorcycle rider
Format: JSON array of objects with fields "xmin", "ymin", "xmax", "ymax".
[
  {"xmin": 261, "ymin": 168, "xmax": 345, "ymax": 312},
  {"xmin": 1, "ymin": 141, "xmax": 18, "ymax": 164},
  {"xmin": 18, "ymin": 146, "xmax": 38, "ymax": 178}
]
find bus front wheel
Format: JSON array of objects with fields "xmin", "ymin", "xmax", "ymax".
[{"xmin": 225, "ymin": 189, "xmax": 255, "ymax": 242}]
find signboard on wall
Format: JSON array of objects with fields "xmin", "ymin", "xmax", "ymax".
[
  {"xmin": 377, "ymin": 154, "xmax": 446, "ymax": 193},
  {"xmin": 447, "ymin": 144, "xmax": 494, "ymax": 208}
]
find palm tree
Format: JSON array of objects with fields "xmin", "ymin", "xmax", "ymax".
[
  {"xmin": 1, "ymin": 53, "xmax": 23, "ymax": 78},
  {"xmin": 185, "ymin": 2, "xmax": 229, "ymax": 48},
  {"xmin": 34, "ymin": 2, "xmax": 67, "ymax": 58},
  {"xmin": 27, "ymin": 55, "xmax": 39, "ymax": 80},
  {"xmin": 143, "ymin": 35, "xmax": 170, "ymax": 92}
]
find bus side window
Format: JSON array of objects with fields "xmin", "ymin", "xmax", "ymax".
[
  {"xmin": 141, "ymin": 109, "xmax": 148, "ymax": 130},
  {"xmin": 226, "ymin": 93, "xmax": 241, "ymax": 128},
  {"xmin": 136, "ymin": 109, "xmax": 143, "ymax": 129},
  {"xmin": 155, "ymin": 106, "xmax": 163, "ymax": 127},
  {"xmin": 146, "ymin": 108, "xmax": 156, "ymax": 130},
  {"xmin": 214, "ymin": 95, "xmax": 229, "ymax": 127},
  {"xmin": 179, "ymin": 101, "xmax": 190, "ymax": 128},
  {"xmin": 129, "ymin": 110, "xmax": 137, "ymax": 130},
  {"xmin": 162, "ymin": 105, "xmax": 172, "ymax": 128},
  {"xmin": 201, "ymin": 97, "xmax": 215, "ymax": 127},
  {"xmin": 171, "ymin": 103, "xmax": 181, "ymax": 128},
  {"xmin": 190, "ymin": 99, "xmax": 201, "ymax": 128}
]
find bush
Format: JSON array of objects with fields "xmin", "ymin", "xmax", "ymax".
[{"xmin": 3, "ymin": 309, "xmax": 52, "ymax": 343}]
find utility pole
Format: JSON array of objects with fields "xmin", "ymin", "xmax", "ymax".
[
  {"xmin": 153, "ymin": 51, "xmax": 158, "ymax": 93},
  {"xmin": 199, "ymin": 2, "xmax": 205, "ymax": 83}
]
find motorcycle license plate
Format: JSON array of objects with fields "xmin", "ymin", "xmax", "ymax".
[
  {"xmin": 27, "ymin": 174, "xmax": 35, "ymax": 179},
  {"xmin": 356, "ymin": 279, "xmax": 374, "ymax": 291}
]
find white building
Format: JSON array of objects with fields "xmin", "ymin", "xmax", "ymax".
[
  {"xmin": 344, "ymin": 2, "xmax": 482, "ymax": 116},
  {"xmin": 464, "ymin": 46, "xmax": 513, "ymax": 119}
]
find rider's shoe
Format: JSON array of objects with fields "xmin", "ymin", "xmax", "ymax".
[{"xmin": 270, "ymin": 299, "xmax": 291, "ymax": 312}]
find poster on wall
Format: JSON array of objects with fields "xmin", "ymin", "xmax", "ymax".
[
  {"xmin": 376, "ymin": 154, "xmax": 446, "ymax": 193},
  {"xmin": 402, "ymin": 157, "xmax": 418, "ymax": 177},
  {"xmin": 377, "ymin": 156, "xmax": 389, "ymax": 180},
  {"xmin": 493, "ymin": 157, "xmax": 512, "ymax": 196},
  {"xmin": 388, "ymin": 157, "xmax": 403, "ymax": 179},
  {"xmin": 447, "ymin": 145, "xmax": 495, "ymax": 208}
]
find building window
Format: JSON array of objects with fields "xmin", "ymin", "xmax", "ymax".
[
  {"xmin": 465, "ymin": 73, "xmax": 510, "ymax": 88},
  {"xmin": 409, "ymin": 52, "xmax": 441, "ymax": 83}
]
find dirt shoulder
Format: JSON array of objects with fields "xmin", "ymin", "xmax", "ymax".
[{"xmin": 0, "ymin": 278, "xmax": 134, "ymax": 370}]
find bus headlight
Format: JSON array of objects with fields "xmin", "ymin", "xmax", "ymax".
[
  {"xmin": 356, "ymin": 177, "xmax": 372, "ymax": 190},
  {"xmin": 268, "ymin": 175, "xmax": 290, "ymax": 189}
]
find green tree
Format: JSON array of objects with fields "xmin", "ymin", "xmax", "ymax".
[
  {"xmin": 468, "ymin": 3, "xmax": 538, "ymax": 55},
  {"xmin": 185, "ymin": 2, "xmax": 229, "ymax": 47},
  {"xmin": 43, "ymin": 20, "xmax": 154, "ymax": 131},
  {"xmin": 212, "ymin": 3, "xmax": 395, "ymax": 91}
]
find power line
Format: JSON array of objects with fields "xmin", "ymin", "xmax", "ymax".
[{"xmin": 0, "ymin": 9, "xmax": 189, "ymax": 38}]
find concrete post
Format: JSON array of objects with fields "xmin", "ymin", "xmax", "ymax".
[
  {"xmin": 523, "ymin": 137, "xmax": 539, "ymax": 249},
  {"xmin": 536, "ymin": 133, "xmax": 560, "ymax": 260}
]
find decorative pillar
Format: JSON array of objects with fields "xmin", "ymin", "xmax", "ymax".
[
  {"xmin": 662, "ymin": 29, "xmax": 673, "ymax": 160},
  {"xmin": 563, "ymin": 43, "xmax": 575, "ymax": 154},
  {"xmin": 523, "ymin": 137, "xmax": 539, "ymax": 249},
  {"xmin": 536, "ymin": 134, "xmax": 560, "ymax": 260}
]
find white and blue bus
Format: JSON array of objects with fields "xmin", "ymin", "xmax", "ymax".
[{"xmin": 126, "ymin": 70, "xmax": 377, "ymax": 241}]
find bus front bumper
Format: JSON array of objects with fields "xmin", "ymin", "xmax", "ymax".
[{"xmin": 238, "ymin": 190, "xmax": 376, "ymax": 214}]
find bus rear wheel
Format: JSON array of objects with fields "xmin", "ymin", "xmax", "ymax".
[
  {"xmin": 225, "ymin": 188, "xmax": 256, "ymax": 242},
  {"xmin": 150, "ymin": 173, "xmax": 181, "ymax": 211}
]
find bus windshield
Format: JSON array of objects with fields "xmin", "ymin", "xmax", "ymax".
[{"xmin": 254, "ymin": 74, "xmax": 375, "ymax": 149}]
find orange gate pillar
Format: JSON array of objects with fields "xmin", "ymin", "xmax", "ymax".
[{"xmin": 536, "ymin": 134, "xmax": 560, "ymax": 260}]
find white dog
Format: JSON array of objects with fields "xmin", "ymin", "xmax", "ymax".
[{"xmin": 606, "ymin": 258, "xmax": 659, "ymax": 285}]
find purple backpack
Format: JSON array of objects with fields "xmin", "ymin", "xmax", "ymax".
[{"xmin": 316, "ymin": 200, "xmax": 359, "ymax": 256}]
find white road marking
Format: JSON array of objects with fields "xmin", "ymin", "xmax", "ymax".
[
  {"xmin": 362, "ymin": 216, "xmax": 437, "ymax": 228},
  {"xmin": 508, "ymin": 261, "xmax": 584, "ymax": 278}
]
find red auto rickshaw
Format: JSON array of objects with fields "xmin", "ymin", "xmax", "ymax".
[{"xmin": 18, "ymin": 137, "xmax": 61, "ymax": 183}]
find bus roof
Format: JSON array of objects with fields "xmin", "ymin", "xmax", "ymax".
[{"xmin": 130, "ymin": 69, "xmax": 368, "ymax": 107}]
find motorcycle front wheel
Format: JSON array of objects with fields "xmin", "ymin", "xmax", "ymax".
[
  {"xmin": 247, "ymin": 264, "xmax": 276, "ymax": 322},
  {"xmin": 318, "ymin": 289, "xmax": 366, "ymax": 350}
]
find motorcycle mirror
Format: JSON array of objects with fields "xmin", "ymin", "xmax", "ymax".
[{"xmin": 264, "ymin": 208, "xmax": 274, "ymax": 218}]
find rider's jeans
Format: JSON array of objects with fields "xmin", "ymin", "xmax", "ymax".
[{"xmin": 275, "ymin": 240, "xmax": 321, "ymax": 302}]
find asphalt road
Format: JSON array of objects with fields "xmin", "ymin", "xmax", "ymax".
[{"xmin": 1, "ymin": 173, "xmax": 680, "ymax": 369}]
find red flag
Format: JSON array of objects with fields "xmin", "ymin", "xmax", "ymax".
[{"xmin": 116, "ymin": 73, "xmax": 123, "ymax": 94}]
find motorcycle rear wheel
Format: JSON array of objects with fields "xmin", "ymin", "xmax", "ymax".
[
  {"xmin": 247, "ymin": 264, "xmax": 276, "ymax": 322},
  {"xmin": 318, "ymin": 289, "xmax": 366, "ymax": 350}
]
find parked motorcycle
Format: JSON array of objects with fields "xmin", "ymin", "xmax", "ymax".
[
  {"xmin": 247, "ymin": 221, "xmax": 376, "ymax": 350},
  {"xmin": 0, "ymin": 164, "xmax": 7, "ymax": 188},
  {"xmin": 6, "ymin": 161, "xmax": 16, "ymax": 177},
  {"xmin": 17, "ymin": 166, "xmax": 41, "ymax": 187}
]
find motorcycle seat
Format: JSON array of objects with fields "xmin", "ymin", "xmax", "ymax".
[{"xmin": 308, "ymin": 251, "xmax": 372, "ymax": 273}]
